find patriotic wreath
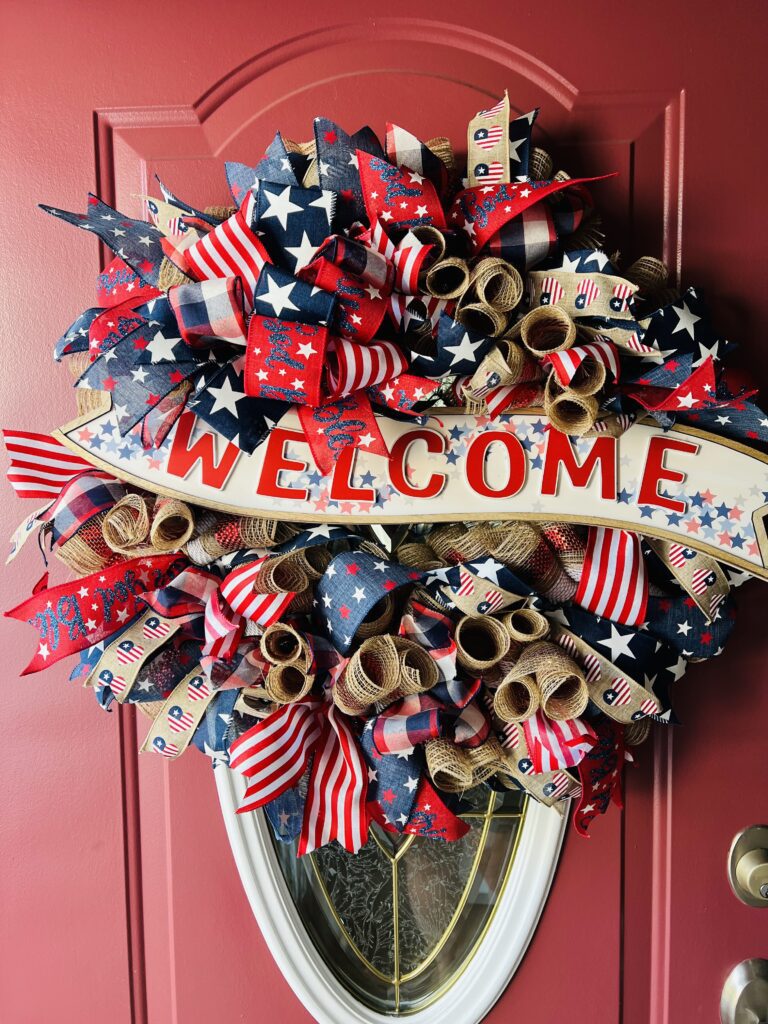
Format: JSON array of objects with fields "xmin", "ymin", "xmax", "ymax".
[{"xmin": 5, "ymin": 93, "xmax": 767, "ymax": 853}]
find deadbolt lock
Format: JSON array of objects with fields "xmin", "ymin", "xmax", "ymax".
[{"xmin": 728, "ymin": 826, "xmax": 768, "ymax": 908}]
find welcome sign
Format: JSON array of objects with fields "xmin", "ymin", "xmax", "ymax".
[{"xmin": 55, "ymin": 407, "xmax": 768, "ymax": 581}]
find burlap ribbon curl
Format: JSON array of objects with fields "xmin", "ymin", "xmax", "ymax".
[
  {"xmin": 259, "ymin": 622, "xmax": 315, "ymax": 703},
  {"xmin": 333, "ymin": 634, "xmax": 440, "ymax": 715}
]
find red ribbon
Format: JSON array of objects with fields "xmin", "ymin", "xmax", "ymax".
[{"xmin": 5, "ymin": 553, "xmax": 186, "ymax": 674}]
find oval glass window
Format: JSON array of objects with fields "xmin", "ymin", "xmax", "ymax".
[{"xmin": 217, "ymin": 768, "xmax": 566, "ymax": 1024}]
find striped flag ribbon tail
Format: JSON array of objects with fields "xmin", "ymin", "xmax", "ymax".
[
  {"xmin": 3, "ymin": 430, "xmax": 93, "ymax": 499},
  {"xmin": 229, "ymin": 698, "xmax": 324, "ymax": 813},
  {"xmin": 574, "ymin": 527, "xmax": 648, "ymax": 626},
  {"xmin": 298, "ymin": 704, "xmax": 369, "ymax": 856}
]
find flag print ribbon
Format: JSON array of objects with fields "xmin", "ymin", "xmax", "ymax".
[
  {"xmin": 229, "ymin": 696, "xmax": 369, "ymax": 855},
  {"xmin": 5, "ymin": 554, "xmax": 185, "ymax": 674},
  {"xmin": 646, "ymin": 539, "xmax": 729, "ymax": 621},
  {"xmin": 141, "ymin": 666, "xmax": 216, "ymax": 759},
  {"xmin": 574, "ymin": 527, "xmax": 648, "ymax": 627}
]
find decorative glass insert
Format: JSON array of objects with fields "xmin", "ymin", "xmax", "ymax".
[{"xmin": 272, "ymin": 787, "xmax": 527, "ymax": 1015}]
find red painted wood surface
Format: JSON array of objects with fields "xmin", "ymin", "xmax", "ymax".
[{"xmin": 1, "ymin": 4, "xmax": 767, "ymax": 1022}]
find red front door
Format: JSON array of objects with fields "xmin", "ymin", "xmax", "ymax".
[{"xmin": 2, "ymin": 4, "xmax": 766, "ymax": 1022}]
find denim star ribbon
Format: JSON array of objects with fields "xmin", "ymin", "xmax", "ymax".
[
  {"xmin": 314, "ymin": 117, "xmax": 385, "ymax": 227},
  {"xmin": 316, "ymin": 551, "xmax": 422, "ymax": 654}
]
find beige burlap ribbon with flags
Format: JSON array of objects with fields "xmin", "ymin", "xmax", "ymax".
[{"xmin": 88, "ymin": 612, "xmax": 180, "ymax": 704}]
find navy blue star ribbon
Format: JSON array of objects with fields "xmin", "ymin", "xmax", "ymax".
[
  {"xmin": 408, "ymin": 312, "xmax": 496, "ymax": 377},
  {"xmin": 314, "ymin": 117, "xmax": 385, "ymax": 227},
  {"xmin": 509, "ymin": 108, "xmax": 539, "ymax": 180},
  {"xmin": 248, "ymin": 179, "xmax": 336, "ymax": 274},
  {"xmin": 315, "ymin": 552, "xmax": 422, "ymax": 654},
  {"xmin": 225, "ymin": 132, "xmax": 310, "ymax": 204},
  {"xmin": 54, "ymin": 307, "xmax": 102, "ymax": 360},
  {"xmin": 252, "ymin": 264, "xmax": 337, "ymax": 325},
  {"xmin": 188, "ymin": 355, "xmax": 285, "ymax": 454},
  {"xmin": 40, "ymin": 196, "xmax": 169, "ymax": 287}
]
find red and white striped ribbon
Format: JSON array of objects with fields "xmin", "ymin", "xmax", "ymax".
[
  {"xmin": 183, "ymin": 194, "xmax": 270, "ymax": 308},
  {"xmin": 203, "ymin": 587, "xmax": 245, "ymax": 661},
  {"xmin": 522, "ymin": 711, "xmax": 596, "ymax": 772},
  {"xmin": 220, "ymin": 556, "xmax": 296, "ymax": 627},
  {"xmin": 230, "ymin": 698, "xmax": 369, "ymax": 855},
  {"xmin": 297, "ymin": 703, "xmax": 369, "ymax": 855},
  {"xmin": 392, "ymin": 233, "xmax": 433, "ymax": 295},
  {"xmin": 545, "ymin": 337, "xmax": 620, "ymax": 386},
  {"xmin": 327, "ymin": 338, "xmax": 408, "ymax": 399},
  {"xmin": 2, "ymin": 430, "xmax": 93, "ymax": 499},
  {"xmin": 574, "ymin": 527, "xmax": 648, "ymax": 626},
  {"xmin": 231, "ymin": 698, "xmax": 324, "ymax": 811}
]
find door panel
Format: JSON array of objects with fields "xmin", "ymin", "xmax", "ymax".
[{"xmin": 2, "ymin": 3, "xmax": 766, "ymax": 1022}]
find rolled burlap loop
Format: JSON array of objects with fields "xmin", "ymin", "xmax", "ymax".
[
  {"xmin": 334, "ymin": 635, "xmax": 402, "ymax": 715},
  {"xmin": 68, "ymin": 352, "xmax": 111, "ymax": 417},
  {"xmin": 515, "ymin": 641, "xmax": 589, "ymax": 720},
  {"xmin": 101, "ymin": 494, "xmax": 152, "ymax": 556},
  {"xmin": 544, "ymin": 376, "xmax": 599, "ymax": 436},
  {"xmin": 529, "ymin": 147, "xmax": 554, "ymax": 181},
  {"xmin": 455, "ymin": 615, "xmax": 511, "ymax": 673},
  {"xmin": 264, "ymin": 664, "xmax": 314, "ymax": 705},
  {"xmin": 426, "ymin": 737, "xmax": 506, "ymax": 793},
  {"xmin": 456, "ymin": 301, "xmax": 507, "ymax": 338},
  {"xmin": 565, "ymin": 350, "xmax": 607, "ymax": 397},
  {"xmin": 490, "ymin": 521, "xmax": 577, "ymax": 604},
  {"xmin": 260, "ymin": 622, "xmax": 309, "ymax": 667},
  {"xmin": 424, "ymin": 256, "xmax": 471, "ymax": 300},
  {"xmin": 184, "ymin": 512, "xmax": 283, "ymax": 564},
  {"xmin": 494, "ymin": 671, "xmax": 541, "ymax": 722},
  {"xmin": 502, "ymin": 607, "xmax": 550, "ymax": 643},
  {"xmin": 428, "ymin": 523, "xmax": 487, "ymax": 564},
  {"xmin": 356, "ymin": 593, "xmax": 397, "ymax": 640},
  {"xmin": 470, "ymin": 257, "xmax": 523, "ymax": 312},
  {"xmin": 149, "ymin": 497, "xmax": 194, "ymax": 552},
  {"xmin": 410, "ymin": 224, "xmax": 447, "ymax": 263},
  {"xmin": 394, "ymin": 636, "xmax": 440, "ymax": 694},
  {"xmin": 520, "ymin": 305, "xmax": 576, "ymax": 355},
  {"xmin": 425, "ymin": 738, "xmax": 475, "ymax": 793},
  {"xmin": 394, "ymin": 541, "xmax": 442, "ymax": 571},
  {"xmin": 252, "ymin": 547, "xmax": 330, "ymax": 595},
  {"xmin": 624, "ymin": 256, "xmax": 668, "ymax": 296}
]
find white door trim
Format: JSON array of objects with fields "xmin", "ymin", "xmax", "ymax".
[{"xmin": 216, "ymin": 766, "xmax": 567, "ymax": 1024}]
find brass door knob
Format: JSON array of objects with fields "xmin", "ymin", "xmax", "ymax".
[
  {"xmin": 728, "ymin": 826, "xmax": 768, "ymax": 908},
  {"xmin": 720, "ymin": 959, "xmax": 768, "ymax": 1024}
]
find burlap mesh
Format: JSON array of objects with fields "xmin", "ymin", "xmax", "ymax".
[
  {"xmin": 426, "ymin": 736, "xmax": 506, "ymax": 793},
  {"xmin": 493, "ymin": 671, "xmax": 541, "ymax": 722},
  {"xmin": 334, "ymin": 635, "xmax": 402, "ymax": 714},
  {"xmin": 429, "ymin": 523, "xmax": 486, "ymax": 563},
  {"xmin": 394, "ymin": 636, "xmax": 439, "ymax": 694},
  {"xmin": 425, "ymin": 136, "xmax": 455, "ymax": 173},
  {"xmin": 56, "ymin": 512, "xmax": 118, "ymax": 575},
  {"xmin": 566, "ymin": 353, "xmax": 607, "ymax": 397},
  {"xmin": 252, "ymin": 547, "xmax": 330, "ymax": 595},
  {"xmin": 260, "ymin": 623, "xmax": 308, "ymax": 666},
  {"xmin": 520, "ymin": 305, "xmax": 576, "ymax": 355},
  {"xmin": 158, "ymin": 257, "xmax": 191, "ymax": 289},
  {"xmin": 184, "ymin": 513, "xmax": 283, "ymax": 563},
  {"xmin": 470, "ymin": 257, "xmax": 523, "ymax": 312},
  {"xmin": 455, "ymin": 615, "xmax": 511, "ymax": 672},
  {"xmin": 67, "ymin": 352, "xmax": 111, "ymax": 417},
  {"xmin": 425, "ymin": 257, "xmax": 471, "ymax": 300},
  {"xmin": 514, "ymin": 641, "xmax": 589, "ymax": 720},
  {"xmin": 410, "ymin": 224, "xmax": 447, "ymax": 262},
  {"xmin": 624, "ymin": 717, "xmax": 652, "ymax": 746},
  {"xmin": 356, "ymin": 594, "xmax": 397, "ymax": 640},
  {"xmin": 625, "ymin": 256, "xmax": 668, "ymax": 296},
  {"xmin": 394, "ymin": 541, "xmax": 442, "ymax": 570},
  {"xmin": 264, "ymin": 664, "xmax": 314, "ymax": 704},
  {"xmin": 502, "ymin": 607, "xmax": 550, "ymax": 643},
  {"xmin": 456, "ymin": 301, "xmax": 507, "ymax": 338},
  {"xmin": 544, "ymin": 376, "xmax": 599, "ymax": 436},
  {"xmin": 149, "ymin": 497, "xmax": 194, "ymax": 551},
  {"xmin": 529, "ymin": 147, "xmax": 554, "ymax": 181},
  {"xmin": 101, "ymin": 494, "xmax": 153, "ymax": 556}
]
